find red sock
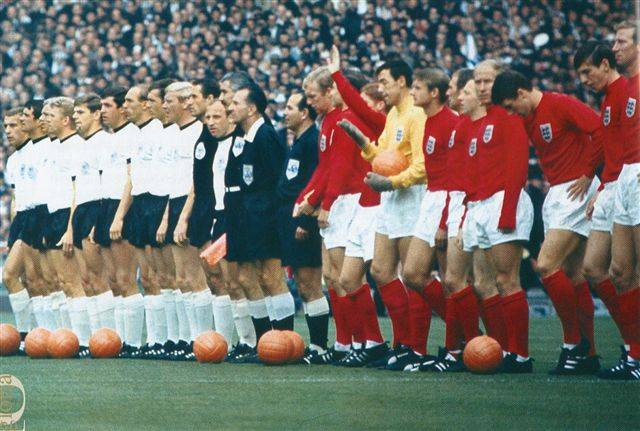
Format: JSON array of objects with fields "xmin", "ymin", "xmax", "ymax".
[
  {"xmin": 502, "ymin": 290, "xmax": 529, "ymax": 357},
  {"xmin": 617, "ymin": 287, "xmax": 640, "ymax": 360},
  {"xmin": 421, "ymin": 278, "xmax": 446, "ymax": 319},
  {"xmin": 378, "ymin": 279, "xmax": 410, "ymax": 347},
  {"xmin": 479, "ymin": 294, "xmax": 507, "ymax": 349},
  {"xmin": 450, "ymin": 286, "xmax": 479, "ymax": 342},
  {"xmin": 342, "ymin": 294, "xmax": 365, "ymax": 346},
  {"xmin": 328, "ymin": 288, "xmax": 351, "ymax": 347},
  {"xmin": 348, "ymin": 284, "xmax": 384, "ymax": 344},
  {"xmin": 407, "ymin": 289, "xmax": 430, "ymax": 355},
  {"xmin": 445, "ymin": 297, "xmax": 464, "ymax": 351},
  {"xmin": 542, "ymin": 270, "xmax": 580, "ymax": 345},
  {"xmin": 593, "ymin": 279, "xmax": 625, "ymax": 340},
  {"xmin": 574, "ymin": 281, "xmax": 596, "ymax": 355}
]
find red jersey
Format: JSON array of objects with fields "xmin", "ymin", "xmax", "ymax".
[
  {"xmin": 600, "ymin": 76, "xmax": 629, "ymax": 183},
  {"xmin": 446, "ymin": 114, "xmax": 471, "ymax": 192},
  {"xmin": 461, "ymin": 115, "xmax": 486, "ymax": 201},
  {"xmin": 321, "ymin": 109, "xmax": 376, "ymax": 211},
  {"xmin": 622, "ymin": 73, "xmax": 640, "ymax": 164},
  {"xmin": 297, "ymin": 109, "xmax": 341, "ymax": 206},
  {"xmin": 332, "ymin": 71, "xmax": 386, "ymax": 137},
  {"xmin": 422, "ymin": 106, "xmax": 460, "ymax": 191},
  {"xmin": 476, "ymin": 105, "xmax": 529, "ymax": 230},
  {"xmin": 523, "ymin": 92, "xmax": 604, "ymax": 186}
]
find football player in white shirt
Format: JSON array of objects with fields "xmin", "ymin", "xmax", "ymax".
[
  {"xmin": 72, "ymin": 93, "xmax": 116, "ymax": 334},
  {"xmin": 20, "ymin": 100, "xmax": 63, "ymax": 332},
  {"xmin": 162, "ymin": 81, "xmax": 209, "ymax": 360},
  {"xmin": 3, "ymin": 107, "xmax": 37, "ymax": 351},
  {"xmin": 99, "ymin": 86, "xmax": 145, "ymax": 357},
  {"xmin": 40, "ymin": 97, "xmax": 92, "ymax": 357}
]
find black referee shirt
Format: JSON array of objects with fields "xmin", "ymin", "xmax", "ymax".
[{"xmin": 276, "ymin": 124, "xmax": 319, "ymax": 204}]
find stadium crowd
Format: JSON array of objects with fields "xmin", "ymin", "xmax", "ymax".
[{"xmin": 0, "ymin": 0, "xmax": 635, "ymax": 264}]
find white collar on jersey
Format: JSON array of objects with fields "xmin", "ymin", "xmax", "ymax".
[{"xmin": 244, "ymin": 116, "xmax": 265, "ymax": 143}]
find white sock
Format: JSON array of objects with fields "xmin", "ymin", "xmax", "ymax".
[
  {"xmin": 86, "ymin": 296, "xmax": 100, "ymax": 334},
  {"xmin": 248, "ymin": 298, "xmax": 269, "ymax": 319},
  {"xmin": 183, "ymin": 292, "xmax": 197, "ymax": 342},
  {"xmin": 152, "ymin": 294, "xmax": 167, "ymax": 344},
  {"xmin": 114, "ymin": 295, "xmax": 125, "ymax": 339},
  {"xmin": 41, "ymin": 294, "xmax": 58, "ymax": 330},
  {"xmin": 265, "ymin": 296, "xmax": 275, "ymax": 322},
  {"xmin": 50, "ymin": 291, "xmax": 67, "ymax": 329},
  {"xmin": 231, "ymin": 298, "xmax": 256, "ymax": 347},
  {"xmin": 305, "ymin": 296, "xmax": 330, "ymax": 317},
  {"xmin": 192, "ymin": 289, "xmax": 213, "ymax": 337},
  {"xmin": 144, "ymin": 295, "xmax": 157, "ymax": 345},
  {"xmin": 60, "ymin": 300, "xmax": 71, "ymax": 329},
  {"xmin": 30, "ymin": 296, "xmax": 45, "ymax": 328},
  {"xmin": 68, "ymin": 296, "xmax": 91, "ymax": 346},
  {"xmin": 9, "ymin": 289, "xmax": 32, "ymax": 333},
  {"xmin": 162, "ymin": 289, "xmax": 179, "ymax": 343},
  {"xmin": 95, "ymin": 290, "xmax": 116, "ymax": 330},
  {"xmin": 271, "ymin": 291, "xmax": 295, "ymax": 321},
  {"xmin": 123, "ymin": 293, "xmax": 145, "ymax": 348},
  {"xmin": 174, "ymin": 290, "xmax": 191, "ymax": 342},
  {"xmin": 213, "ymin": 295, "xmax": 235, "ymax": 347}
]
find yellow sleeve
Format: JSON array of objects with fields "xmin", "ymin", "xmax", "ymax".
[
  {"xmin": 361, "ymin": 141, "xmax": 380, "ymax": 162},
  {"xmin": 361, "ymin": 111, "xmax": 393, "ymax": 162},
  {"xmin": 388, "ymin": 111, "xmax": 427, "ymax": 188}
]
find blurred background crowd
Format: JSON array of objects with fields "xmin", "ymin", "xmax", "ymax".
[{"xmin": 0, "ymin": 0, "xmax": 634, "ymax": 287}]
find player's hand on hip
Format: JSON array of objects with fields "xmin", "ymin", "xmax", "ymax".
[
  {"xmin": 364, "ymin": 172, "xmax": 393, "ymax": 192},
  {"xmin": 294, "ymin": 227, "xmax": 309, "ymax": 241},
  {"xmin": 337, "ymin": 120, "xmax": 370, "ymax": 149},
  {"xmin": 109, "ymin": 217, "xmax": 123, "ymax": 241},
  {"xmin": 585, "ymin": 193, "xmax": 598, "ymax": 220},
  {"xmin": 567, "ymin": 175, "xmax": 591, "ymax": 201},
  {"xmin": 317, "ymin": 209, "xmax": 330, "ymax": 229}
]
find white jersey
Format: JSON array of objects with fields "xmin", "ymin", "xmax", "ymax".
[
  {"xmin": 100, "ymin": 122, "xmax": 137, "ymax": 200},
  {"xmin": 169, "ymin": 120, "xmax": 202, "ymax": 199},
  {"xmin": 5, "ymin": 141, "xmax": 33, "ymax": 212},
  {"xmin": 73, "ymin": 129, "xmax": 108, "ymax": 205},
  {"xmin": 47, "ymin": 133, "xmax": 83, "ymax": 212},
  {"xmin": 212, "ymin": 135, "xmax": 233, "ymax": 211},
  {"xmin": 38, "ymin": 137, "xmax": 59, "ymax": 210},
  {"xmin": 131, "ymin": 118, "xmax": 163, "ymax": 196},
  {"xmin": 148, "ymin": 122, "xmax": 179, "ymax": 197},
  {"xmin": 26, "ymin": 136, "xmax": 51, "ymax": 207}
]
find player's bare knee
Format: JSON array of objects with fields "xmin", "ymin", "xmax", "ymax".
[
  {"xmin": 495, "ymin": 272, "xmax": 520, "ymax": 296},
  {"xmin": 609, "ymin": 262, "xmax": 633, "ymax": 290},
  {"xmin": 401, "ymin": 264, "xmax": 426, "ymax": 291},
  {"xmin": 535, "ymin": 254, "xmax": 562, "ymax": 278},
  {"xmin": 582, "ymin": 262, "xmax": 607, "ymax": 285},
  {"xmin": 369, "ymin": 263, "xmax": 393, "ymax": 286}
]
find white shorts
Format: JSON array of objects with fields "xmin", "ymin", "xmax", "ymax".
[
  {"xmin": 345, "ymin": 205, "xmax": 379, "ymax": 262},
  {"xmin": 447, "ymin": 191, "xmax": 466, "ymax": 239},
  {"xmin": 542, "ymin": 177, "xmax": 600, "ymax": 237},
  {"xmin": 319, "ymin": 193, "xmax": 359, "ymax": 250},
  {"xmin": 461, "ymin": 201, "xmax": 478, "ymax": 252},
  {"xmin": 614, "ymin": 163, "xmax": 640, "ymax": 226},
  {"xmin": 591, "ymin": 181, "xmax": 617, "ymax": 233},
  {"xmin": 376, "ymin": 185, "xmax": 425, "ymax": 239},
  {"xmin": 412, "ymin": 190, "xmax": 448, "ymax": 247},
  {"xmin": 473, "ymin": 189, "xmax": 534, "ymax": 249}
]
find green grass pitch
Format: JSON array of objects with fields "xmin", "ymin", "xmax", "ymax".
[{"xmin": 1, "ymin": 312, "xmax": 638, "ymax": 430}]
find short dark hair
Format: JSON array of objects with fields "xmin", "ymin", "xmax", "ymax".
[
  {"xmin": 296, "ymin": 94, "xmax": 317, "ymax": 121},
  {"xmin": 342, "ymin": 67, "xmax": 369, "ymax": 92},
  {"xmin": 150, "ymin": 78, "xmax": 174, "ymax": 99},
  {"xmin": 376, "ymin": 59, "xmax": 413, "ymax": 87},
  {"xmin": 240, "ymin": 81, "xmax": 268, "ymax": 115},
  {"xmin": 101, "ymin": 85, "xmax": 127, "ymax": 107},
  {"xmin": 573, "ymin": 41, "xmax": 617, "ymax": 70},
  {"xmin": 192, "ymin": 78, "xmax": 221, "ymax": 99},
  {"xmin": 221, "ymin": 71, "xmax": 253, "ymax": 91},
  {"xmin": 455, "ymin": 68, "xmax": 474, "ymax": 91},
  {"xmin": 74, "ymin": 93, "xmax": 102, "ymax": 112},
  {"xmin": 4, "ymin": 107, "xmax": 24, "ymax": 118},
  {"xmin": 491, "ymin": 70, "xmax": 532, "ymax": 105},
  {"xmin": 414, "ymin": 68, "xmax": 450, "ymax": 104},
  {"xmin": 25, "ymin": 99, "xmax": 44, "ymax": 118}
]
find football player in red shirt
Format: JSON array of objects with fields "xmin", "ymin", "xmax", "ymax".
[
  {"xmin": 574, "ymin": 41, "xmax": 639, "ymax": 380},
  {"xmin": 492, "ymin": 70, "xmax": 604, "ymax": 374}
]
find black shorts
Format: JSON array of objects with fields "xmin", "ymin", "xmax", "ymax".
[
  {"xmin": 276, "ymin": 203, "xmax": 322, "ymax": 269},
  {"xmin": 123, "ymin": 193, "xmax": 169, "ymax": 249},
  {"xmin": 167, "ymin": 195, "xmax": 188, "ymax": 244},
  {"xmin": 144, "ymin": 194, "xmax": 169, "ymax": 248},
  {"xmin": 187, "ymin": 197, "xmax": 215, "ymax": 248},
  {"xmin": 225, "ymin": 191, "xmax": 280, "ymax": 262},
  {"xmin": 211, "ymin": 210, "xmax": 226, "ymax": 242},
  {"xmin": 28, "ymin": 205, "xmax": 49, "ymax": 250},
  {"xmin": 43, "ymin": 208, "xmax": 71, "ymax": 250},
  {"xmin": 95, "ymin": 199, "xmax": 120, "ymax": 247},
  {"xmin": 8, "ymin": 210, "xmax": 30, "ymax": 249},
  {"xmin": 72, "ymin": 200, "xmax": 101, "ymax": 249}
]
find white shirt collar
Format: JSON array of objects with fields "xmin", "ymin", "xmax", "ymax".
[{"xmin": 244, "ymin": 117, "xmax": 265, "ymax": 143}]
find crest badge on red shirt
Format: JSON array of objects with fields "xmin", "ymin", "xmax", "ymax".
[
  {"xmin": 426, "ymin": 136, "xmax": 436, "ymax": 154},
  {"xmin": 319, "ymin": 134, "xmax": 327, "ymax": 152},
  {"xmin": 483, "ymin": 124, "xmax": 493, "ymax": 143},
  {"xmin": 603, "ymin": 106, "xmax": 611, "ymax": 126},
  {"xmin": 539, "ymin": 123, "xmax": 552, "ymax": 143},
  {"xmin": 469, "ymin": 138, "xmax": 477, "ymax": 156},
  {"xmin": 448, "ymin": 130, "xmax": 456, "ymax": 148},
  {"xmin": 626, "ymin": 98, "xmax": 636, "ymax": 118}
]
